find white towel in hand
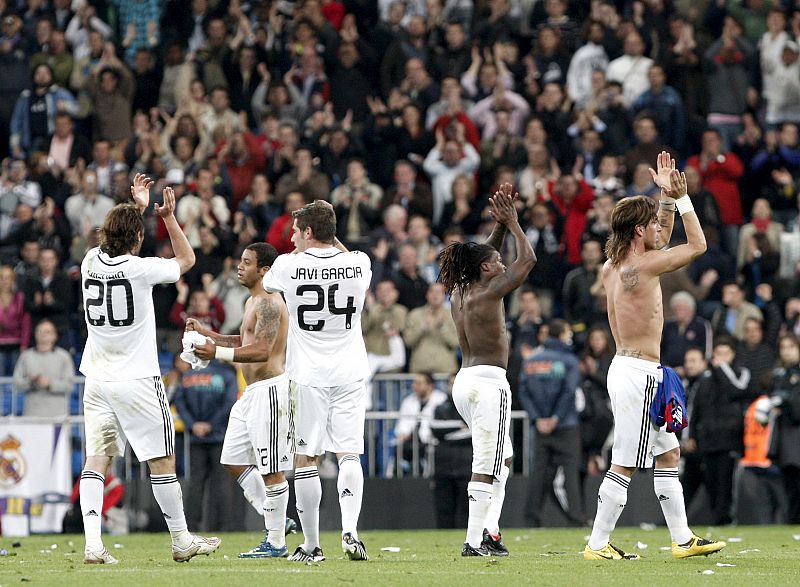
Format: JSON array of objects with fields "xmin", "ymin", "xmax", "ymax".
[{"xmin": 181, "ymin": 330, "xmax": 211, "ymax": 369}]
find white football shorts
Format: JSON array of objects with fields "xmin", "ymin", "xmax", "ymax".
[
  {"xmin": 221, "ymin": 373, "xmax": 293, "ymax": 474},
  {"xmin": 83, "ymin": 376, "xmax": 174, "ymax": 462},
  {"xmin": 452, "ymin": 365, "xmax": 513, "ymax": 477},
  {"xmin": 607, "ymin": 355, "xmax": 679, "ymax": 468},
  {"xmin": 291, "ymin": 379, "xmax": 366, "ymax": 456}
]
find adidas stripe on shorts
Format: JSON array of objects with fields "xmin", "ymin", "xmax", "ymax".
[
  {"xmin": 84, "ymin": 376, "xmax": 174, "ymax": 461},
  {"xmin": 452, "ymin": 365, "xmax": 513, "ymax": 477},
  {"xmin": 221, "ymin": 373, "xmax": 293, "ymax": 474},
  {"xmin": 607, "ymin": 355, "xmax": 679, "ymax": 468}
]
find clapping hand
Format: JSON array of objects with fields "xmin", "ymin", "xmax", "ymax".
[
  {"xmin": 155, "ymin": 186, "xmax": 176, "ymax": 218},
  {"xmin": 489, "ymin": 182, "xmax": 519, "ymax": 226},
  {"xmin": 649, "ymin": 151, "xmax": 675, "ymax": 191},
  {"xmin": 131, "ymin": 173, "xmax": 153, "ymax": 212},
  {"xmin": 664, "ymin": 169, "xmax": 687, "ymax": 200}
]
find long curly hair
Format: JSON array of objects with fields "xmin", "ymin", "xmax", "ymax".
[
  {"xmin": 605, "ymin": 196, "xmax": 657, "ymax": 267},
  {"xmin": 437, "ymin": 242, "xmax": 497, "ymax": 300}
]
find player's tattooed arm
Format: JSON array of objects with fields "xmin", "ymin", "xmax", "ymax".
[
  {"xmin": 208, "ymin": 333, "xmax": 242, "ymax": 348},
  {"xmin": 219, "ymin": 297, "xmax": 282, "ymax": 363},
  {"xmin": 186, "ymin": 317, "xmax": 241, "ymax": 347},
  {"xmin": 254, "ymin": 297, "xmax": 281, "ymax": 344}
]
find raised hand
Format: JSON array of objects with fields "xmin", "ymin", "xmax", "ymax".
[
  {"xmin": 649, "ymin": 150, "xmax": 675, "ymax": 191},
  {"xmin": 664, "ymin": 169, "xmax": 687, "ymax": 199},
  {"xmin": 155, "ymin": 185, "xmax": 176, "ymax": 218},
  {"xmin": 490, "ymin": 182, "xmax": 519, "ymax": 226},
  {"xmin": 131, "ymin": 173, "xmax": 153, "ymax": 212}
]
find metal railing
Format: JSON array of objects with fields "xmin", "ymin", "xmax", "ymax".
[{"xmin": 1, "ymin": 374, "xmax": 532, "ymax": 480}]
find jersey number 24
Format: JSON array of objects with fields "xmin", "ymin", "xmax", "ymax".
[{"xmin": 296, "ymin": 284, "xmax": 356, "ymax": 331}]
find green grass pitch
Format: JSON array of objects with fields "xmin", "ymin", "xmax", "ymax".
[{"xmin": 2, "ymin": 526, "xmax": 799, "ymax": 586}]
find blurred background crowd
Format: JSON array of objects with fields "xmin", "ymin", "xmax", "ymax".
[{"xmin": 1, "ymin": 0, "xmax": 800, "ymax": 530}]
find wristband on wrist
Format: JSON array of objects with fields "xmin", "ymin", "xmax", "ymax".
[
  {"xmin": 675, "ymin": 195, "xmax": 694, "ymax": 216},
  {"xmin": 659, "ymin": 200, "xmax": 676, "ymax": 211},
  {"xmin": 215, "ymin": 345, "xmax": 235, "ymax": 362}
]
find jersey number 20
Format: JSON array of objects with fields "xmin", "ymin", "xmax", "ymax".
[
  {"xmin": 296, "ymin": 284, "xmax": 356, "ymax": 331},
  {"xmin": 84, "ymin": 278, "xmax": 135, "ymax": 327}
]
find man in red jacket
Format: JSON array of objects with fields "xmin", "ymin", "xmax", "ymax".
[
  {"xmin": 686, "ymin": 129, "xmax": 745, "ymax": 255},
  {"xmin": 540, "ymin": 174, "xmax": 595, "ymax": 267}
]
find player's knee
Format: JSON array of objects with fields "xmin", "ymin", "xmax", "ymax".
[
  {"xmin": 294, "ymin": 453, "xmax": 320, "ymax": 468},
  {"xmin": 223, "ymin": 463, "xmax": 246, "ymax": 478},
  {"xmin": 147, "ymin": 454, "xmax": 176, "ymax": 475},
  {"xmin": 84, "ymin": 455, "xmax": 112, "ymax": 476},
  {"xmin": 655, "ymin": 448, "xmax": 680, "ymax": 469},
  {"xmin": 265, "ymin": 471, "xmax": 286, "ymax": 485}
]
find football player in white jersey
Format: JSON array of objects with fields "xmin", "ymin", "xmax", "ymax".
[
  {"xmin": 262, "ymin": 200, "xmax": 372, "ymax": 562},
  {"xmin": 79, "ymin": 174, "xmax": 221, "ymax": 564},
  {"xmin": 187, "ymin": 243, "xmax": 294, "ymax": 559}
]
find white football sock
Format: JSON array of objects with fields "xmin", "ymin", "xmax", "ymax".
[
  {"xmin": 80, "ymin": 469, "xmax": 105, "ymax": 551},
  {"xmin": 485, "ymin": 465, "xmax": 509, "ymax": 535},
  {"xmin": 237, "ymin": 466, "xmax": 267, "ymax": 516},
  {"xmin": 294, "ymin": 466, "xmax": 321, "ymax": 550},
  {"xmin": 588, "ymin": 471, "xmax": 630, "ymax": 550},
  {"xmin": 654, "ymin": 468, "xmax": 692, "ymax": 544},
  {"xmin": 337, "ymin": 455, "xmax": 364, "ymax": 539},
  {"xmin": 150, "ymin": 474, "xmax": 191, "ymax": 548},
  {"xmin": 466, "ymin": 481, "xmax": 493, "ymax": 547},
  {"xmin": 265, "ymin": 481, "xmax": 289, "ymax": 548}
]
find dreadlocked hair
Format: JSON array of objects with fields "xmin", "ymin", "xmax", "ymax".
[{"xmin": 437, "ymin": 242, "xmax": 497, "ymax": 299}]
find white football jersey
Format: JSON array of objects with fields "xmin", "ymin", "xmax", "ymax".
[
  {"xmin": 79, "ymin": 247, "xmax": 180, "ymax": 381},
  {"xmin": 263, "ymin": 247, "xmax": 372, "ymax": 386}
]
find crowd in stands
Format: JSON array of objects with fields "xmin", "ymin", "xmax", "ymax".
[{"xmin": 1, "ymin": 0, "xmax": 800, "ymax": 527}]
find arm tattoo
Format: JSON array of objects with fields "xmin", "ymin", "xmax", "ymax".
[
  {"xmin": 617, "ymin": 349, "xmax": 642, "ymax": 359},
  {"xmin": 210, "ymin": 333, "xmax": 241, "ymax": 347},
  {"xmin": 620, "ymin": 267, "xmax": 639, "ymax": 291},
  {"xmin": 254, "ymin": 297, "xmax": 281, "ymax": 343}
]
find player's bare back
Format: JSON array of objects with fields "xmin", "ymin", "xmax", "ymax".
[{"xmin": 452, "ymin": 286, "xmax": 509, "ymax": 369}]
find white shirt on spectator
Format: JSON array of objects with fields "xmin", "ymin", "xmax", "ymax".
[
  {"xmin": 605, "ymin": 54, "xmax": 653, "ymax": 106},
  {"xmin": 64, "ymin": 192, "xmax": 115, "ymax": 235},
  {"xmin": 566, "ymin": 41, "xmax": 609, "ymax": 107},
  {"xmin": 423, "ymin": 143, "xmax": 480, "ymax": 225},
  {"xmin": 395, "ymin": 388, "xmax": 449, "ymax": 445}
]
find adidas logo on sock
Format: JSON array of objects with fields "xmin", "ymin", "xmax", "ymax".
[
  {"xmin": 468, "ymin": 494, "xmax": 476, "ymax": 502},
  {"xmin": 266, "ymin": 508, "xmax": 276, "ymax": 512},
  {"xmin": 298, "ymin": 439, "xmax": 307, "ymax": 446},
  {"xmin": 597, "ymin": 495, "xmax": 603, "ymax": 503},
  {"xmin": 297, "ymin": 508, "xmax": 304, "ymax": 514},
  {"xmin": 281, "ymin": 455, "xmax": 289, "ymax": 462},
  {"xmin": 85, "ymin": 510, "xmax": 98, "ymax": 517},
  {"xmin": 163, "ymin": 513, "xmax": 172, "ymax": 519},
  {"xmin": 658, "ymin": 494, "xmax": 670, "ymax": 501},
  {"xmin": 340, "ymin": 488, "xmax": 353, "ymax": 498}
]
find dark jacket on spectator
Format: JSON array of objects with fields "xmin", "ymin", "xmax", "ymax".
[
  {"xmin": 518, "ymin": 338, "xmax": 581, "ymax": 429},
  {"xmin": 23, "ymin": 271, "xmax": 73, "ymax": 343},
  {"xmin": 691, "ymin": 362, "xmax": 757, "ymax": 454},
  {"xmin": 173, "ymin": 363, "xmax": 237, "ymax": 444}
]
